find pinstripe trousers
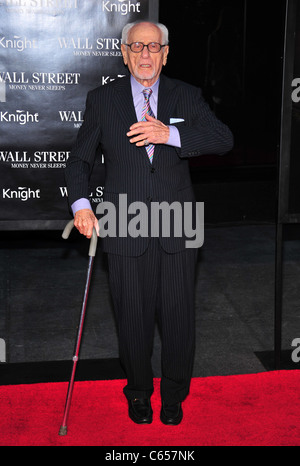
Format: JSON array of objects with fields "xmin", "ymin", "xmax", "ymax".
[{"xmin": 107, "ymin": 239, "xmax": 198, "ymax": 404}]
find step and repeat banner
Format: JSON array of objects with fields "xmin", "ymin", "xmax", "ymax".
[{"xmin": 0, "ymin": 0, "xmax": 158, "ymax": 230}]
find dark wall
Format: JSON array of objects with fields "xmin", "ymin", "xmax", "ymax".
[{"xmin": 159, "ymin": 0, "xmax": 286, "ymax": 170}]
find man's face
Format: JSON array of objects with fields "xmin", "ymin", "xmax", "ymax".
[{"xmin": 121, "ymin": 22, "xmax": 169, "ymax": 87}]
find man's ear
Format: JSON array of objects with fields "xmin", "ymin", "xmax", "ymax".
[
  {"xmin": 121, "ymin": 44, "xmax": 128, "ymax": 65},
  {"xmin": 163, "ymin": 45, "xmax": 169, "ymax": 66}
]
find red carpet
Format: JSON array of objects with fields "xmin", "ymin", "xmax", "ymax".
[{"xmin": 1, "ymin": 370, "xmax": 300, "ymax": 446}]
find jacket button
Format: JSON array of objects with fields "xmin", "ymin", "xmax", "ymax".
[
  {"xmin": 147, "ymin": 196, "xmax": 152, "ymax": 201},
  {"xmin": 150, "ymin": 167, "xmax": 155, "ymax": 173}
]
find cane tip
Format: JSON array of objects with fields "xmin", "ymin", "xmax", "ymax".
[{"xmin": 59, "ymin": 425, "xmax": 68, "ymax": 436}]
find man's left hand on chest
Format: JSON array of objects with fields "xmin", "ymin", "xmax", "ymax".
[{"xmin": 127, "ymin": 113, "xmax": 170, "ymax": 146}]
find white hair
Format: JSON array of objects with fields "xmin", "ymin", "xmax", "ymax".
[{"xmin": 121, "ymin": 21, "xmax": 169, "ymax": 45}]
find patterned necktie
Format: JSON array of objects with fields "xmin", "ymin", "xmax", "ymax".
[{"xmin": 141, "ymin": 88, "xmax": 155, "ymax": 163}]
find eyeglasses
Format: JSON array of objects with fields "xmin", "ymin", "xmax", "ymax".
[{"xmin": 125, "ymin": 42, "xmax": 166, "ymax": 53}]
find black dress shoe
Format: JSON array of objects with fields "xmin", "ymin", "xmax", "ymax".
[
  {"xmin": 160, "ymin": 402, "xmax": 183, "ymax": 425},
  {"xmin": 128, "ymin": 398, "xmax": 153, "ymax": 424}
]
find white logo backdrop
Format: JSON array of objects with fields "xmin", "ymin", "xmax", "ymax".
[{"xmin": 0, "ymin": 0, "xmax": 158, "ymax": 229}]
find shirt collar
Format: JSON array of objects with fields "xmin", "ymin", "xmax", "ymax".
[{"xmin": 130, "ymin": 75, "xmax": 159, "ymax": 105}]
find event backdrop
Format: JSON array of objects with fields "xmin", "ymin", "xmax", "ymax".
[{"xmin": 0, "ymin": 0, "xmax": 158, "ymax": 230}]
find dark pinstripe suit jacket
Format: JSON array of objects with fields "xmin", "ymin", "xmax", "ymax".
[{"xmin": 65, "ymin": 74, "xmax": 233, "ymax": 256}]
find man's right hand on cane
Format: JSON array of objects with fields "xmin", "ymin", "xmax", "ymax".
[{"xmin": 74, "ymin": 209, "xmax": 99, "ymax": 238}]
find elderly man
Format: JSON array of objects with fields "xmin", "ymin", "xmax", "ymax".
[{"xmin": 65, "ymin": 21, "xmax": 233, "ymax": 425}]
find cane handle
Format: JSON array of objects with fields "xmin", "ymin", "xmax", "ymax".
[{"xmin": 62, "ymin": 219, "xmax": 98, "ymax": 257}]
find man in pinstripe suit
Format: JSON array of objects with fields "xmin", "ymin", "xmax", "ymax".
[{"xmin": 65, "ymin": 21, "xmax": 233, "ymax": 425}]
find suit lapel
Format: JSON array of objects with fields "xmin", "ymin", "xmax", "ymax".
[
  {"xmin": 113, "ymin": 75, "xmax": 137, "ymax": 129},
  {"xmin": 113, "ymin": 76, "xmax": 153, "ymax": 167},
  {"xmin": 154, "ymin": 74, "xmax": 179, "ymax": 164},
  {"xmin": 157, "ymin": 74, "xmax": 178, "ymax": 123}
]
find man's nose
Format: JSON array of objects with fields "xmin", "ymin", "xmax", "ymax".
[{"xmin": 141, "ymin": 45, "xmax": 150, "ymax": 58}]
